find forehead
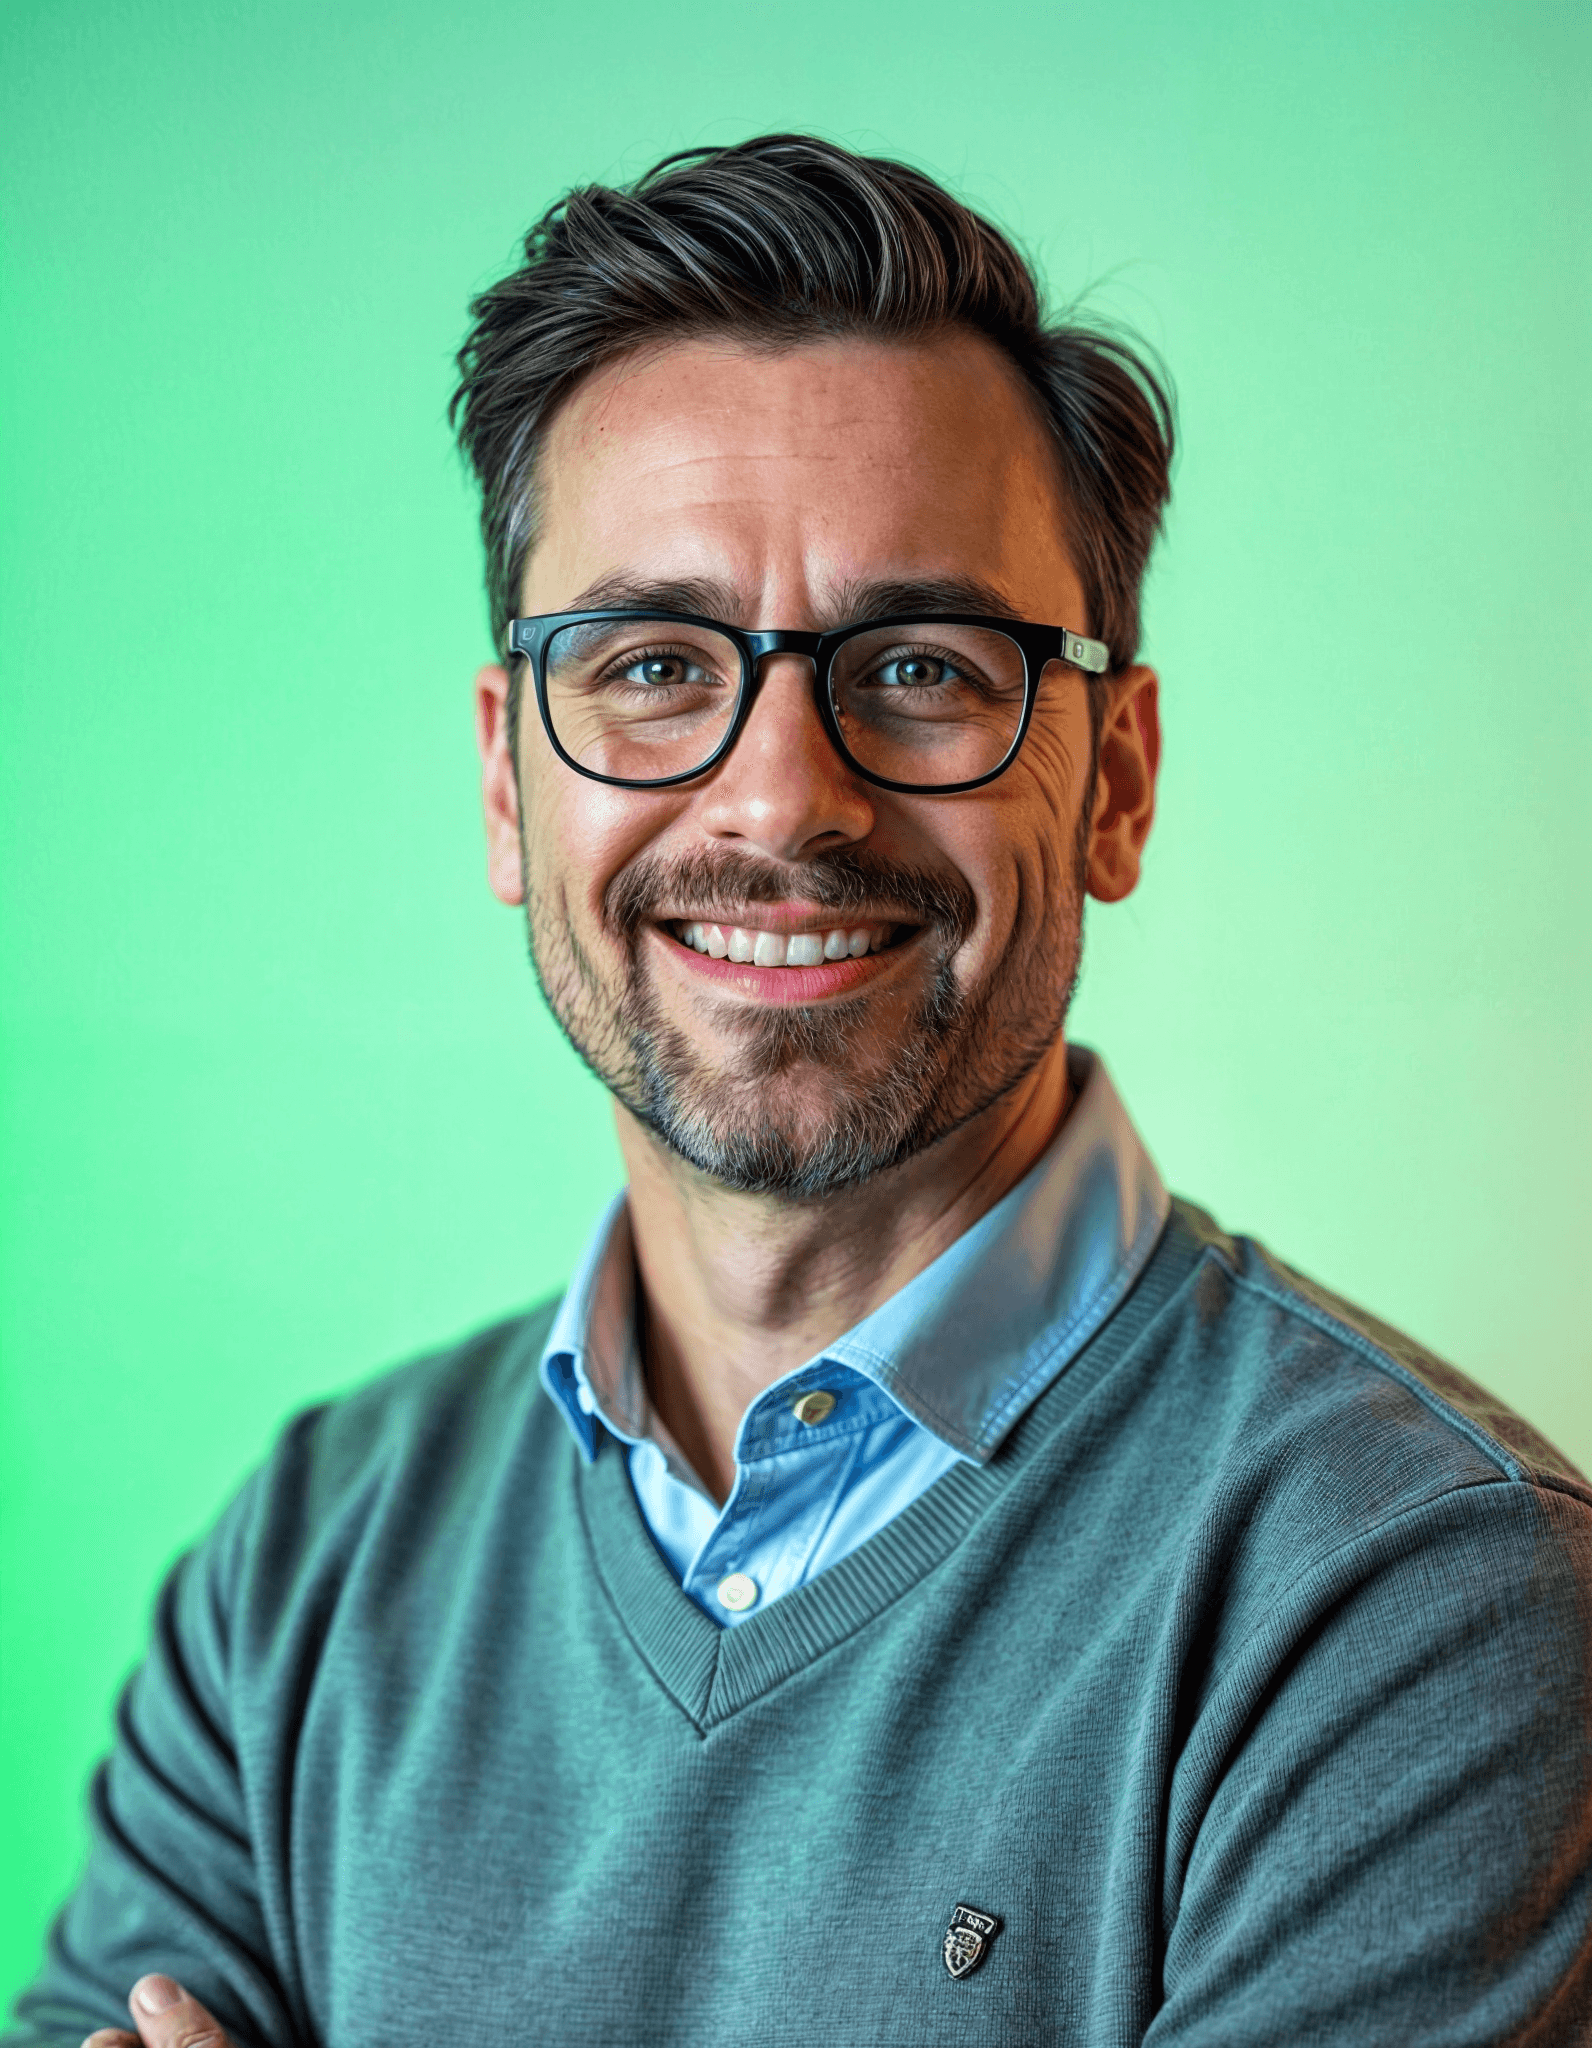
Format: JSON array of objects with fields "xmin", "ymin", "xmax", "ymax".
[{"xmin": 523, "ymin": 329, "xmax": 1081, "ymax": 620}]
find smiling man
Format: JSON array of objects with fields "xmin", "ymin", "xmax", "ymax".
[{"xmin": 14, "ymin": 135, "xmax": 1592, "ymax": 2048}]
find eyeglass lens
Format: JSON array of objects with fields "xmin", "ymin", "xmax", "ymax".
[{"xmin": 543, "ymin": 618, "xmax": 1031, "ymax": 787}]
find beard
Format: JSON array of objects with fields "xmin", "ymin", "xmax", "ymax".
[{"xmin": 524, "ymin": 812, "xmax": 1090, "ymax": 1202}]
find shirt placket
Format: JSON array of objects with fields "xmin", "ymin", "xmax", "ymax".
[{"xmin": 682, "ymin": 1369, "xmax": 891, "ymax": 1618}]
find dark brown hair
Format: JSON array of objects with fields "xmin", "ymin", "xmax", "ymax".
[{"xmin": 452, "ymin": 134, "xmax": 1174, "ymax": 691}]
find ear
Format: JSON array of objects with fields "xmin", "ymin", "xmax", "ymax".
[
  {"xmin": 1085, "ymin": 666, "xmax": 1160, "ymax": 903},
  {"xmin": 476, "ymin": 663, "xmax": 525, "ymax": 906}
]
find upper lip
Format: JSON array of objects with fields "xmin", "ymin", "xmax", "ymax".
[{"xmin": 649, "ymin": 900, "xmax": 918, "ymax": 936}]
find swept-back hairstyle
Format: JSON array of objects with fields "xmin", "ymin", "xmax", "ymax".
[{"xmin": 452, "ymin": 134, "xmax": 1174, "ymax": 716}]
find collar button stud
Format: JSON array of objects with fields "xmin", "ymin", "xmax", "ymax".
[{"xmin": 791, "ymin": 1389, "xmax": 837, "ymax": 1426}]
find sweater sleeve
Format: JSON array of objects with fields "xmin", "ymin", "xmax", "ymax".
[
  {"xmin": 1146, "ymin": 1479, "xmax": 1592, "ymax": 2046},
  {"xmin": 5, "ymin": 1469, "xmax": 302, "ymax": 2048}
]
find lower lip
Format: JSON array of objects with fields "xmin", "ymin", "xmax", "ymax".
[{"xmin": 651, "ymin": 927, "xmax": 915, "ymax": 1004}]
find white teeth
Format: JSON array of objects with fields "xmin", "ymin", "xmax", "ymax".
[{"xmin": 680, "ymin": 920, "xmax": 894, "ymax": 965}]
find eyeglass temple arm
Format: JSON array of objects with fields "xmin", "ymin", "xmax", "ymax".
[{"xmin": 1062, "ymin": 630, "xmax": 1110, "ymax": 674}]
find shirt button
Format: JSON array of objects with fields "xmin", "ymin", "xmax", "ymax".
[
  {"xmin": 716, "ymin": 1572, "xmax": 759, "ymax": 1613},
  {"xmin": 791, "ymin": 1389, "xmax": 836, "ymax": 1426}
]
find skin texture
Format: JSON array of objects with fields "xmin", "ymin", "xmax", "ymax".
[
  {"xmin": 92, "ymin": 329, "xmax": 1158, "ymax": 2045},
  {"xmin": 477, "ymin": 331, "xmax": 1160, "ymax": 1500}
]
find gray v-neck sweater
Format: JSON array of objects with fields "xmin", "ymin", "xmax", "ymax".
[{"xmin": 11, "ymin": 1202, "xmax": 1592, "ymax": 2046}]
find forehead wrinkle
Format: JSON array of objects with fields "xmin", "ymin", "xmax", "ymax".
[
  {"xmin": 563, "ymin": 357, "xmax": 884, "ymax": 465},
  {"xmin": 586, "ymin": 443, "xmax": 873, "ymax": 489},
  {"xmin": 564, "ymin": 381, "xmax": 960, "ymax": 485}
]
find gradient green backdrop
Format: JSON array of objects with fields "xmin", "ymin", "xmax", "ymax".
[{"xmin": 2, "ymin": 0, "xmax": 1588, "ymax": 1997}]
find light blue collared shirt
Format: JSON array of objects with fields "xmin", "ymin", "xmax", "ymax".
[{"xmin": 539, "ymin": 1047, "xmax": 1168, "ymax": 1624}]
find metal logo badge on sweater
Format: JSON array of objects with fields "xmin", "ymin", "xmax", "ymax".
[{"xmin": 942, "ymin": 1903, "xmax": 1001, "ymax": 1979}]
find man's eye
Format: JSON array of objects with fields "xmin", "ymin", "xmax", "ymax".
[
  {"xmin": 872, "ymin": 654, "xmax": 963, "ymax": 690},
  {"xmin": 621, "ymin": 653, "xmax": 706, "ymax": 688}
]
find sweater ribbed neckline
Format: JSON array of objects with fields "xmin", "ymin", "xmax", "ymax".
[{"xmin": 575, "ymin": 1207, "xmax": 1207, "ymax": 1730}]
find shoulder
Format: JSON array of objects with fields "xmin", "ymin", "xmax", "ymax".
[
  {"xmin": 1104, "ymin": 1207, "xmax": 1592, "ymax": 1797},
  {"xmin": 1170, "ymin": 1197, "xmax": 1588, "ymax": 1491},
  {"xmin": 192, "ymin": 1298, "xmax": 570, "ymax": 1634},
  {"xmin": 284, "ymin": 1295, "xmax": 566, "ymax": 1506},
  {"xmin": 1121, "ymin": 1201, "xmax": 1592, "ymax": 1599}
]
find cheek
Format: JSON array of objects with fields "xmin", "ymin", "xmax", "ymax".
[
  {"xmin": 935, "ymin": 713, "xmax": 1091, "ymax": 953},
  {"xmin": 1011, "ymin": 694, "xmax": 1093, "ymax": 818},
  {"xmin": 518, "ymin": 747, "xmax": 678, "ymax": 925}
]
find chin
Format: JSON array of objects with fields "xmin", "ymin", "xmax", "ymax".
[{"xmin": 632, "ymin": 1045, "xmax": 955, "ymax": 1200}]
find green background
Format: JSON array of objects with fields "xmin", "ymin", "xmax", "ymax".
[{"xmin": 2, "ymin": 0, "xmax": 1588, "ymax": 1996}]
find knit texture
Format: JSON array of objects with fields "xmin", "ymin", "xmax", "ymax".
[{"xmin": 11, "ymin": 1202, "xmax": 1592, "ymax": 2046}]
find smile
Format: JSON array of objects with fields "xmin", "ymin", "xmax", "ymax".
[{"xmin": 672, "ymin": 921, "xmax": 898, "ymax": 968}]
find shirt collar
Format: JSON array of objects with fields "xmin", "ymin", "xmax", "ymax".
[
  {"xmin": 539, "ymin": 1045, "xmax": 1168, "ymax": 1469},
  {"xmin": 538, "ymin": 1193, "xmax": 645, "ymax": 1466}
]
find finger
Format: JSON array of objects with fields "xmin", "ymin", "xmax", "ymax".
[
  {"xmin": 127, "ymin": 1977, "xmax": 231, "ymax": 2048},
  {"xmin": 81, "ymin": 2032, "xmax": 138, "ymax": 2048}
]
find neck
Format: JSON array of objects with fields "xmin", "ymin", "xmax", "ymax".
[{"xmin": 615, "ymin": 1037, "xmax": 1073, "ymax": 1502}]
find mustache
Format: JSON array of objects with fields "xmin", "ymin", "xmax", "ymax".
[{"xmin": 605, "ymin": 848, "xmax": 977, "ymax": 944}]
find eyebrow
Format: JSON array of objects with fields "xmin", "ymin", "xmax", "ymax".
[
  {"xmin": 561, "ymin": 572, "xmax": 743, "ymax": 618},
  {"xmin": 555, "ymin": 570, "xmax": 1030, "ymax": 629}
]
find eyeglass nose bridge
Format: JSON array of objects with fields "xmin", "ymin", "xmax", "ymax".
[
  {"xmin": 741, "ymin": 629, "xmax": 830, "ymax": 661},
  {"xmin": 738, "ymin": 628, "xmax": 831, "ymax": 687},
  {"xmin": 725, "ymin": 627, "xmax": 841, "ymax": 742}
]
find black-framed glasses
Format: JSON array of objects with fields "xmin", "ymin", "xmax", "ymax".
[{"xmin": 506, "ymin": 610, "xmax": 1111, "ymax": 795}]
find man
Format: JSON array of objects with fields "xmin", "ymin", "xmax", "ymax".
[{"xmin": 12, "ymin": 134, "xmax": 1591, "ymax": 2047}]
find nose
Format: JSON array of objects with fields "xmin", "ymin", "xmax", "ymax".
[{"xmin": 693, "ymin": 653, "xmax": 876, "ymax": 862}]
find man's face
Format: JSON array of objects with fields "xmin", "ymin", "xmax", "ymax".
[{"xmin": 478, "ymin": 329, "xmax": 1152, "ymax": 1197}]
